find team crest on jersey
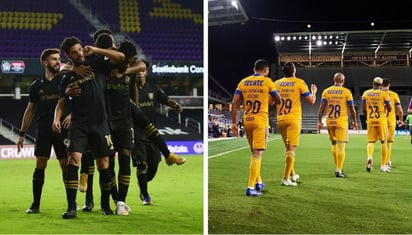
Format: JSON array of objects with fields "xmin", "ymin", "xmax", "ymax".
[
  {"xmin": 124, "ymin": 75, "xmax": 130, "ymax": 84},
  {"xmin": 148, "ymin": 92, "xmax": 154, "ymax": 100}
]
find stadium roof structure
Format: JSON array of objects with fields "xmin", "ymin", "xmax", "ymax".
[
  {"xmin": 208, "ymin": 0, "xmax": 248, "ymax": 26},
  {"xmin": 273, "ymin": 29, "xmax": 412, "ymax": 57}
]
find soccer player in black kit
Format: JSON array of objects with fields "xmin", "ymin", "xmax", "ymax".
[
  {"xmin": 53, "ymin": 36, "xmax": 125, "ymax": 219},
  {"xmin": 18, "ymin": 48, "xmax": 71, "ymax": 214},
  {"xmin": 133, "ymin": 60, "xmax": 184, "ymax": 205}
]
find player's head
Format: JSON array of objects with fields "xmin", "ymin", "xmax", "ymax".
[
  {"xmin": 373, "ymin": 76, "xmax": 383, "ymax": 87},
  {"xmin": 253, "ymin": 59, "xmax": 270, "ymax": 76},
  {"xmin": 93, "ymin": 28, "xmax": 112, "ymax": 42},
  {"xmin": 283, "ymin": 62, "xmax": 296, "ymax": 77},
  {"xmin": 40, "ymin": 48, "xmax": 61, "ymax": 74},
  {"xmin": 116, "ymin": 40, "xmax": 137, "ymax": 73},
  {"xmin": 60, "ymin": 36, "xmax": 85, "ymax": 65},
  {"xmin": 382, "ymin": 78, "xmax": 390, "ymax": 88},
  {"xmin": 137, "ymin": 59, "xmax": 149, "ymax": 85},
  {"xmin": 95, "ymin": 33, "xmax": 114, "ymax": 49},
  {"xmin": 333, "ymin": 72, "xmax": 345, "ymax": 85}
]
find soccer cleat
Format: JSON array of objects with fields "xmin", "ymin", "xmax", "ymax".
[
  {"xmin": 166, "ymin": 153, "xmax": 186, "ymax": 166},
  {"xmin": 335, "ymin": 172, "xmax": 345, "ymax": 178},
  {"xmin": 254, "ymin": 182, "xmax": 265, "ymax": 192},
  {"xmin": 116, "ymin": 201, "xmax": 130, "ymax": 216},
  {"xmin": 380, "ymin": 166, "xmax": 390, "ymax": 172},
  {"xmin": 281, "ymin": 179, "xmax": 298, "ymax": 186},
  {"xmin": 101, "ymin": 206, "xmax": 114, "ymax": 215},
  {"xmin": 82, "ymin": 201, "xmax": 94, "ymax": 212},
  {"xmin": 25, "ymin": 206, "xmax": 39, "ymax": 214},
  {"xmin": 79, "ymin": 173, "xmax": 88, "ymax": 192},
  {"xmin": 291, "ymin": 174, "xmax": 300, "ymax": 182},
  {"xmin": 245, "ymin": 188, "xmax": 262, "ymax": 196},
  {"xmin": 142, "ymin": 195, "xmax": 152, "ymax": 205},
  {"xmin": 62, "ymin": 209, "xmax": 77, "ymax": 219},
  {"xmin": 366, "ymin": 158, "xmax": 373, "ymax": 173}
]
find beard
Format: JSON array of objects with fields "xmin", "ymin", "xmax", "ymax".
[{"xmin": 48, "ymin": 64, "xmax": 60, "ymax": 74}]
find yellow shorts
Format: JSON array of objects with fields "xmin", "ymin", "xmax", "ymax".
[
  {"xmin": 244, "ymin": 124, "xmax": 268, "ymax": 150},
  {"xmin": 387, "ymin": 125, "xmax": 395, "ymax": 142},
  {"xmin": 277, "ymin": 119, "xmax": 301, "ymax": 147},
  {"xmin": 327, "ymin": 125, "xmax": 348, "ymax": 143},
  {"xmin": 367, "ymin": 125, "xmax": 388, "ymax": 142}
]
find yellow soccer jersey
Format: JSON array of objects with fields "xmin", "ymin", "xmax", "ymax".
[
  {"xmin": 235, "ymin": 74, "xmax": 279, "ymax": 126},
  {"xmin": 362, "ymin": 88, "xmax": 390, "ymax": 126},
  {"xmin": 321, "ymin": 85, "xmax": 354, "ymax": 127},
  {"xmin": 274, "ymin": 77, "xmax": 311, "ymax": 121},
  {"xmin": 386, "ymin": 90, "xmax": 401, "ymax": 126}
]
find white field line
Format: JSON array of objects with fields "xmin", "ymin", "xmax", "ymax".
[{"xmin": 208, "ymin": 136, "xmax": 281, "ymax": 159}]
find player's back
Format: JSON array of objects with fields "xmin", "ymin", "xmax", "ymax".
[
  {"xmin": 236, "ymin": 74, "xmax": 274, "ymax": 126},
  {"xmin": 322, "ymin": 85, "xmax": 353, "ymax": 126},
  {"xmin": 386, "ymin": 89, "xmax": 400, "ymax": 125},
  {"xmin": 274, "ymin": 76, "xmax": 309, "ymax": 121},
  {"xmin": 362, "ymin": 88, "xmax": 389, "ymax": 126}
]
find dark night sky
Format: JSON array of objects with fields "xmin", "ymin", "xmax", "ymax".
[{"xmin": 208, "ymin": 0, "xmax": 412, "ymax": 97}]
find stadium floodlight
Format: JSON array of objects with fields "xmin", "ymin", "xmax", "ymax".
[
  {"xmin": 231, "ymin": 0, "xmax": 239, "ymax": 10},
  {"xmin": 274, "ymin": 35, "xmax": 280, "ymax": 42},
  {"xmin": 316, "ymin": 40, "xmax": 322, "ymax": 46}
]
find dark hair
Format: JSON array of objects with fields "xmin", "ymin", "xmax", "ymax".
[
  {"xmin": 93, "ymin": 28, "xmax": 112, "ymax": 42},
  {"xmin": 40, "ymin": 48, "xmax": 60, "ymax": 64},
  {"xmin": 118, "ymin": 40, "xmax": 137, "ymax": 58},
  {"xmin": 283, "ymin": 62, "xmax": 295, "ymax": 77},
  {"xmin": 95, "ymin": 33, "xmax": 113, "ymax": 49},
  {"xmin": 60, "ymin": 36, "xmax": 81, "ymax": 54},
  {"xmin": 254, "ymin": 59, "xmax": 270, "ymax": 71},
  {"xmin": 141, "ymin": 59, "xmax": 149, "ymax": 69},
  {"xmin": 382, "ymin": 78, "xmax": 390, "ymax": 86}
]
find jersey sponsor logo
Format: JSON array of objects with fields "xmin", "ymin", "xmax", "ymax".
[{"xmin": 245, "ymin": 117, "xmax": 255, "ymax": 121}]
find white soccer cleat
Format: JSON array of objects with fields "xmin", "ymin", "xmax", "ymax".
[
  {"xmin": 291, "ymin": 174, "xmax": 300, "ymax": 182},
  {"xmin": 281, "ymin": 179, "xmax": 297, "ymax": 186},
  {"xmin": 380, "ymin": 166, "xmax": 390, "ymax": 173},
  {"xmin": 116, "ymin": 201, "xmax": 130, "ymax": 216}
]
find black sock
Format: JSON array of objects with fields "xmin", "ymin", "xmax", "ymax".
[
  {"xmin": 65, "ymin": 165, "xmax": 79, "ymax": 211},
  {"xmin": 117, "ymin": 154, "xmax": 131, "ymax": 202},
  {"xmin": 32, "ymin": 168, "xmax": 45, "ymax": 207},
  {"xmin": 136, "ymin": 161, "xmax": 148, "ymax": 196},
  {"xmin": 99, "ymin": 168, "xmax": 115, "ymax": 208},
  {"xmin": 145, "ymin": 124, "xmax": 170, "ymax": 158}
]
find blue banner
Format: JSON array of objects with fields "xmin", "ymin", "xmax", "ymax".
[{"xmin": 166, "ymin": 141, "xmax": 204, "ymax": 154}]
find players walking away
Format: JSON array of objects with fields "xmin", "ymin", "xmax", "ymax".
[
  {"xmin": 17, "ymin": 48, "xmax": 71, "ymax": 214},
  {"xmin": 361, "ymin": 77, "xmax": 391, "ymax": 173}
]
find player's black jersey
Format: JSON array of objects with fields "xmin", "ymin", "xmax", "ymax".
[
  {"xmin": 60, "ymin": 56, "xmax": 114, "ymax": 125},
  {"xmin": 105, "ymin": 73, "xmax": 136, "ymax": 122},
  {"xmin": 29, "ymin": 73, "xmax": 67, "ymax": 134},
  {"xmin": 134, "ymin": 82, "xmax": 169, "ymax": 140},
  {"xmin": 137, "ymin": 82, "xmax": 169, "ymax": 123}
]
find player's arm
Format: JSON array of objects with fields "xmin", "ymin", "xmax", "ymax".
[
  {"xmin": 304, "ymin": 84, "xmax": 317, "ymax": 105},
  {"xmin": 349, "ymin": 103, "xmax": 358, "ymax": 130},
  {"xmin": 84, "ymin": 45, "xmax": 125, "ymax": 64},
  {"xmin": 231, "ymin": 93, "xmax": 242, "ymax": 137},
  {"xmin": 270, "ymin": 91, "xmax": 281, "ymax": 105},
  {"xmin": 166, "ymin": 99, "xmax": 183, "ymax": 113},
  {"xmin": 17, "ymin": 102, "xmax": 37, "ymax": 152},
  {"xmin": 317, "ymin": 100, "xmax": 326, "ymax": 133},
  {"xmin": 125, "ymin": 59, "xmax": 145, "ymax": 74},
  {"xmin": 396, "ymin": 102, "xmax": 404, "ymax": 126},
  {"xmin": 60, "ymin": 62, "xmax": 93, "ymax": 78},
  {"xmin": 52, "ymin": 97, "xmax": 66, "ymax": 134}
]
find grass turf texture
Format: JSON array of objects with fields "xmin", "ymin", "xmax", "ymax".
[
  {"xmin": 0, "ymin": 154, "xmax": 203, "ymax": 234},
  {"xmin": 208, "ymin": 134, "xmax": 412, "ymax": 234}
]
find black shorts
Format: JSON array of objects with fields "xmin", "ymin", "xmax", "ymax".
[
  {"xmin": 110, "ymin": 119, "xmax": 133, "ymax": 151},
  {"xmin": 133, "ymin": 140, "xmax": 161, "ymax": 164},
  {"xmin": 34, "ymin": 130, "xmax": 67, "ymax": 160},
  {"xmin": 67, "ymin": 122, "xmax": 113, "ymax": 158}
]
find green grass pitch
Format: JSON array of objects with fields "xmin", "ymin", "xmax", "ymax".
[
  {"xmin": 208, "ymin": 133, "xmax": 412, "ymax": 234},
  {"xmin": 0, "ymin": 154, "xmax": 203, "ymax": 234}
]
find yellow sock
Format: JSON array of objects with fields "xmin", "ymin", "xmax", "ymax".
[
  {"xmin": 381, "ymin": 142, "xmax": 388, "ymax": 167},
  {"xmin": 331, "ymin": 144, "xmax": 337, "ymax": 168},
  {"xmin": 336, "ymin": 143, "xmax": 346, "ymax": 171},
  {"xmin": 367, "ymin": 143, "xmax": 375, "ymax": 158},
  {"xmin": 386, "ymin": 142, "xmax": 392, "ymax": 164},
  {"xmin": 284, "ymin": 151, "xmax": 295, "ymax": 179},
  {"xmin": 248, "ymin": 156, "xmax": 261, "ymax": 188}
]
